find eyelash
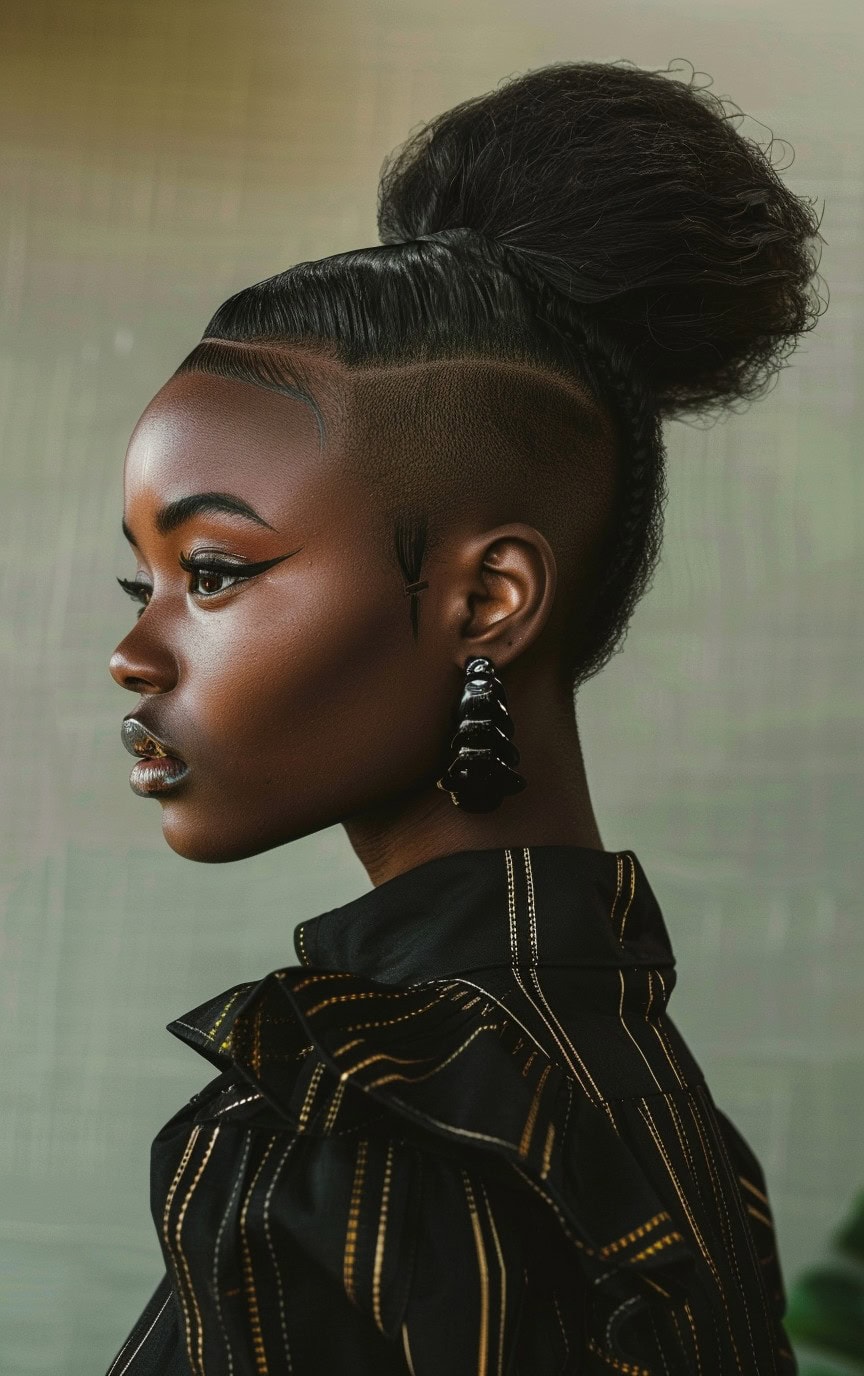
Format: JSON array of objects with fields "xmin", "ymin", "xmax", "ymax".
[{"xmin": 117, "ymin": 553, "xmax": 266, "ymax": 619}]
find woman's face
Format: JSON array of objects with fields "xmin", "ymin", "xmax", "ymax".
[{"xmin": 109, "ymin": 368, "xmax": 458, "ymax": 863}]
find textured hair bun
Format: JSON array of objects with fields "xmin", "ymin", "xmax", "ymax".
[{"xmin": 378, "ymin": 59, "xmax": 826, "ymax": 419}]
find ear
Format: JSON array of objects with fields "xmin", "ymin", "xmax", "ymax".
[{"xmin": 445, "ymin": 522, "xmax": 558, "ymax": 670}]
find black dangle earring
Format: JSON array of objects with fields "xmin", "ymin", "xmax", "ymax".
[{"xmin": 435, "ymin": 656, "xmax": 527, "ymax": 813}]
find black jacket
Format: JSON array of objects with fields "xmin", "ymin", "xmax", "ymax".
[{"xmin": 105, "ymin": 844, "xmax": 796, "ymax": 1374}]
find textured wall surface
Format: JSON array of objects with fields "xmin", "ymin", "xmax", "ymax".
[{"xmin": 1, "ymin": 1, "xmax": 861, "ymax": 1370}]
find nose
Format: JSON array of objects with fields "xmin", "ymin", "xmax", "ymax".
[{"xmin": 108, "ymin": 627, "xmax": 178, "ymax": 694}]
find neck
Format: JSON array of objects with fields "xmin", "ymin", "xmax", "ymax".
[{"xmin": 344, "ymin": 682, "xmax": 604, "ymax": 887}]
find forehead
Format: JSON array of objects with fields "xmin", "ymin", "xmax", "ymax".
[{"xmin": 124, "ymin": 371, "xmax": 326, "ymax": 503}]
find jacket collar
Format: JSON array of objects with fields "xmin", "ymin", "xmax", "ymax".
[
  {"xmin": 292, "ymin": 844, "xmax": 674, "ymax": 984},
  {"xmin": 167, "ymin": 844, "xmax": 676, "ymax": 1069}
]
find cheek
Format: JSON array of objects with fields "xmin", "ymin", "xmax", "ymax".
[{"xmin": 185, "ymin": 561, "xmax": 447, "ymax": 795}]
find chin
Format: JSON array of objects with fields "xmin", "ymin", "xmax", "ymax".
[{"xmin": 157, "ymin": 804, "xmax": 318, "ymax": 864}]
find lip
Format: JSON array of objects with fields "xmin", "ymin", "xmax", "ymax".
[
  {"xmin": 128, "ymin": 754, "xmax": 190, "ymax": 797},
  {"xmin": 121, "ymin": 716, "xmax": 186, "ymax": 763},
  {"xmin": 122, "ymin": 717, "xmax": 190, "ymax": 797}
]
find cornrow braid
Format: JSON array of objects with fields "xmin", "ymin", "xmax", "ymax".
[
  {"xmin": 570, "ymin": 341, "xmax": 666, "ymax": 684},
  {"xmin": 432, "ymin": 229, "xmax": 669, "ymax": 687}
]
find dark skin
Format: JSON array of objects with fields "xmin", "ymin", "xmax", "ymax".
[{"xmin": 109, "ymin": 367, "xmax": 605, "ymax": 887}]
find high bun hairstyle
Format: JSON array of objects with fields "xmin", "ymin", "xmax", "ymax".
[{"xmin": 175, "ymin": 59, "xmax": 825, "ymax": 688}]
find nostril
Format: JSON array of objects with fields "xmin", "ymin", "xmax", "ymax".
[{"xmin": 108, "ymin": 637, "xmax": 177, "ymax": 695}]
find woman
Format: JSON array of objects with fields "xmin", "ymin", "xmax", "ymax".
[{"xmin": 104, "ymin": 59, "xmax": 822, "ymax": 1375}]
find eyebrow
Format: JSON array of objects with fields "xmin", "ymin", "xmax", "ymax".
[{"xmin": 122, "ymin": 491, "xmax": 277, "ymax": 547}]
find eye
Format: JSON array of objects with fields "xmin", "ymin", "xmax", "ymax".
[
  {"xmin": 116, "ymin": 549, "xmax": 299, "ymax": 618},
  {"xmin": 177, "ymin": 554, "xmax": 252, "ymax": 599},
  {"xmin": 116, "ymin": 576, "xmax": 151, "ymax": 619},
  {"xmin": 115, "ymin": 562, "xmax": 250, "ymax": 617}
]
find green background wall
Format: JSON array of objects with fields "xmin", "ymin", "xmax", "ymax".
[{"xmin": 1, "ymin": 1, "xmax": 861, "ymax": 1371}]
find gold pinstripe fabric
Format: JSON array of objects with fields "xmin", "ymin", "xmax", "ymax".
[
  {"xmin": 372, "ymin": 1142, "xmax": 395, "ymax": 1333},
  {"xmin": 239, "ymin": 1137, "xmax": 277, "ymax": 1375},
  {"xmin": 342, "ymin": 1135, "xmax": 368, "ymax": 1307},
  {"xmin": 461, "ymin": 1169, "xmax": 491, "ymax": 1376},
  {"xmin": 479, "ymin": 1179, "xmax": 508, "ymax": 1376},
  {"xmin": 111, "ymin": 843, "xmax": 796, "ymax": 1375}
]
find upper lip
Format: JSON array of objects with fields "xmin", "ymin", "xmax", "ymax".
[{"xmin": 121, "ymin": 716, "xmax": 185, "ymax": 762}]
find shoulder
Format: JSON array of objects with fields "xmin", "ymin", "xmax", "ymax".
[
  {"xmin": 172, "ymin": 961, "xmax": 700, "ymax": 1284},
  {"xmin": 159, "ymin": 961, "xmax": 796, "ymax": 1372}
]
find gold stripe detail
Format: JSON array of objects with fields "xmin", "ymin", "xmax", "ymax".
[
  {"xmin": 173, "ymin": 1126, "xmax": 221, "ymax": 1376},
  {"xmin": 362, "ymin": 1022, "xmax": 503, "ymax": 1089},
  {"xmin": 302, "ymin": 987, "xmax": 420, "ymax": 1014},
  {"xmin": 617, "ymin": 968, "xmax": 666, "ymax": 1092},
  {"xmin": 648, "ymin": 969, "xmax": 689, "ymax": 1090},
  {"xmin": 657, "ymin": 1068, "xmax": 701, "ymax": 1185},
  {"xmin": 680, "ymin": 1093, "xmax": 749, "ymax": 1370},
  {"xmin": 392, "ymin": 1104, "xmax": 518, "ymax": 1150},
  {"xmin": 746, "ymin": 1202, "xmax": 773, "ymax": 1228},
  {"xmin": 297, "ymin": 1060, "xmax": 326, "ymax": 1132},
  {"xmin": 162, "ymin": 1126, "xmax": 200, "ymax": 1234},
  {"xmin": 519, "ymin": 1061, "xmax": 552, "ymax": 1159},
  {"xmin": 552, "ymin": 1290, "xmax": 570, "ymax": 1366},
  {"xmin": 669, "ymin": 1306, "xmax": 687, "ymax": 1365},
  {"xmin": 618, "ymin": 854, "xmax": 637, "ymax": 940},
  {"xmin": 480, "ymin": 1181, "xmax": 507, "ymax": 1376},
  {"xmin": 642, "ymin": 1274, "xmax": 671, "ymax": 1299},
  {"xmin": 343, "ymin": 1137, "xmax": 368, "ymax": 1305},
  {"xmin": 333, "ymin": 1037, "xmax": 365, "ymax": 1056},
  {"xmin": 239, "ymin": 1138, "xmax": 276, "ymax": 1375},
  {"xmin": 684, "ymin": 1298, "xmax": 704, "ymax": 1375},
  {"xmin": 504, "ymin": 850, "xmax": 617, "ymax": 1131},
  {"xmin": 206, "ymin": 989, "xmax": 246, "ymax": 1042},
  {"xmin": 401, "ymin": 1322, "xmax": 418, "ymax": 1376},
  {"xmin": 599, "ymin": 1209, "xmax": 671, "ymax": 1258},
  {"xmin": 251, "ymin": 1002, "xmax": 263, "ymax": 1075},
  {"xmin": 522, "ymin": 849, "xmax": 615, "ymax": 1126},
  {"xmin": 609, "ymin": 855, "xmax": 624, "ymax": 936},
  {"xmin": 286, "ymin": 971, "xmax": 350, "ymax": 987},
  {"xmin": 541, "ymin": 1122, "xmax": 555, "ymax": 1179},
  {"xmin": 628, "ymin": 1229, "xmax": 685, "ymax": 1263},
  {"xmin": 739, "ymin": 1174, "xmax": 770, "ymax": 1206},
  {"xmin": 161, "ymin": 1125, "xmax": 202, "ymax": 1374},
  {"xmin": 295, "ymin": 922, "xmax": 311, "ymax": 965},
  {"xmin": 322, "ymin": 1079, "xmax": 346, "ymax": 1134},
  {"xmin": 372, "ymin": 1142, "xmax": 395, "ymax": 1333},
  {"xmin": 693, "ymin": 1091, "xmax": 773, "ymax": 1365},
  {"xmin": 587, "ymin": 1336, "xmax": 651, "ymax": 1375},
  {"xmin": 462, "ymin": 1170, "xmax": 490, "ymax": 1376},
  {"xmin": 334, "ymin": 993, "xmax": 449, "ymax": 1034},
  {"xmin": 343, "ymin": 1049, "xmax": 433, "ymax": 1077},
  {"xmin": 635, "ymin": 1106, "xmax": 726, "ymax": 1298},
  {"xmin": 261, "ymin": 1136, "xmax": 296, "ymax": 1370}
]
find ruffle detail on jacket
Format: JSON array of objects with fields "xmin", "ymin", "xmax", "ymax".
[{"xmin": 167, "ymin": 963, "xmax": 703, "ymax": 1296}]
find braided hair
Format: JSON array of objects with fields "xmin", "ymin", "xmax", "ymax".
[
  {"xmin": 414, "ymin": 230, "xmax": 668, "ymax": 684},
  {"xmin": 174, "ymin": 59, "xmax": 825, "ymax": 688}
]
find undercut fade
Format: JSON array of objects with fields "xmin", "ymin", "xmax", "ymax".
[{"xmin": 171, "ymin": 59, "xmax": 825, "ymax": 689}]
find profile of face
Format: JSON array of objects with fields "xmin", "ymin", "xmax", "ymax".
[{"xmin": 108, "ymin": 363, "xmax": 561, "ymax": 865}]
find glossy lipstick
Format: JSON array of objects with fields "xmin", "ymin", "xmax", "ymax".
[
  {"xmin": 122, "ymin": 717, "xmax": 190, "ymax": 797},
  {"xmin": 128, "ymin": 755, "xmax": 189, "ymax": 796}
]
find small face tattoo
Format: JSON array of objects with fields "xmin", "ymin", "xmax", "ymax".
[{"xmin": 393, "ymin": 511, "xmax": 429, "ymax": 639}]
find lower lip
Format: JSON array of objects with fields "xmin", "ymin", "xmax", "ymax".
[{"xmin": 129, "ymin": 756, "xmax": 190, "ymax": 796}]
